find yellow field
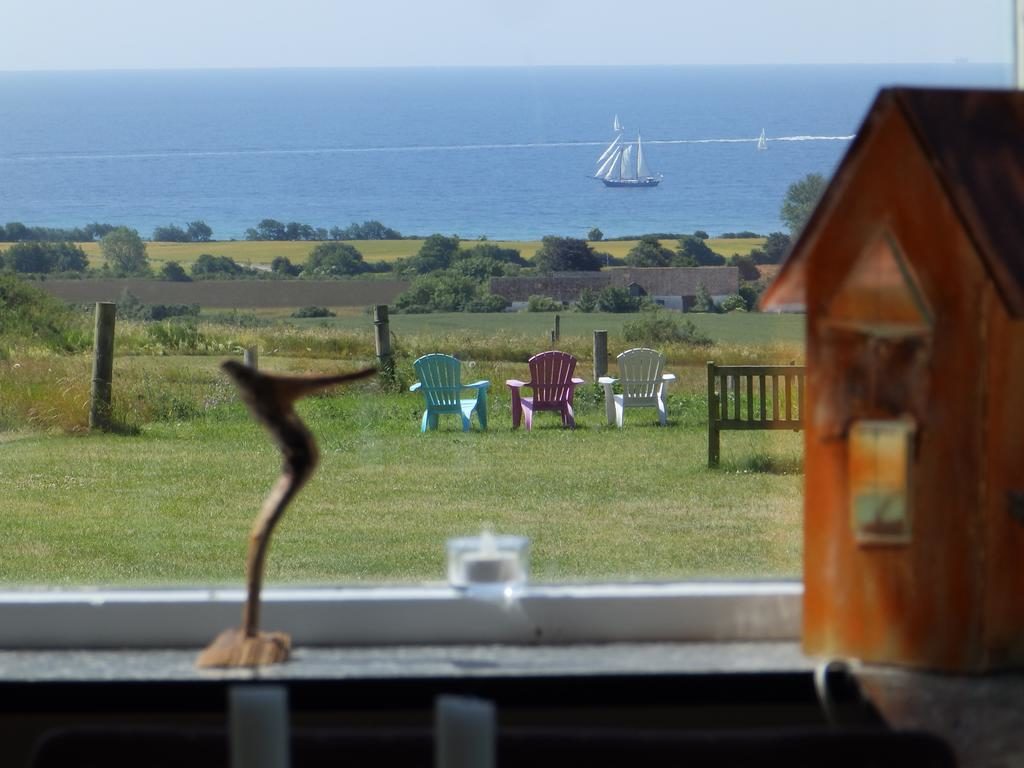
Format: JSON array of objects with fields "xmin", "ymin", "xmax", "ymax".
[{"xmin": 4, "ymin": 236, "xmax": 764, "ymax": 269}]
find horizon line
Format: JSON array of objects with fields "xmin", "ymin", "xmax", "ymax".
[{"xmin": 0, "ymin": 60, "xmax": 1010, "ymax": 75}]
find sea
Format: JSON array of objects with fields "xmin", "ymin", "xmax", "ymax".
[{"xmin": 0, "ymin": 64, "xmax": 1011, "ymax": 241}]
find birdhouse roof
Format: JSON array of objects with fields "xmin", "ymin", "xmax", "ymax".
[{"xmin": 762, "ymin": 87, "xmax": 1024, "ymax": 316}]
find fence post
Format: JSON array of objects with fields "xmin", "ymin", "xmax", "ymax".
[
  {"xmin": 89, "ymin": 302, "xmax": 116, "ymax": 430},
  {"xmin": 707, "ymin": 361, "xmax": 720, "ymax": 467},
  {"xmin": 553, "ymin": 314, "xmax": 560, "ymax": 343},
  {"xmin": 593, "ymin": 330, "xmax": 608, "ymax": 381},
  {"xmin": 373, "ymin": 304, "xmax": 394, "ymax": 383},
  {"xmin": 244, "ymin": 346, "xmax": 259, "ymax": 369}
]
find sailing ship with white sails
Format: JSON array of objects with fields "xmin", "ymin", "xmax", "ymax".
[
  {"xmin": 593, "ymin": 115, "xmax": 662, "ymax": 188},
  {"xmin": 757, "ymin": 128, "xmax": 767, "ymax": 150}
]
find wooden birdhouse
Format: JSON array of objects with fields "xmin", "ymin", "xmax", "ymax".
[{"xmin": 761, "ymin": 88, "xmax": 1024, "ymax": 672}]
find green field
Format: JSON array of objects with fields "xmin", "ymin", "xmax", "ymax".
[
  {"xmin": 0, "ymin": 311, "xmax": 804, "ymax": 587},
  {"xmin": 56, "ymin": 236, "xmax": 765, "ymax": 269},
  {"xmin": 296, "ymin": 309, "xmax": 804, "ymax": 347}
]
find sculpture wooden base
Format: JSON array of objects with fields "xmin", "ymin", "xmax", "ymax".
[{"xmin": 195, "ymin": 628, "xmax": 291, "ymax": 668}]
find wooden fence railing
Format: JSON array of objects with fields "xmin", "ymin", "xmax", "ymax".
[{"xmin": 707, "ymin": 361, "xmax": 805, "ymax": 467}]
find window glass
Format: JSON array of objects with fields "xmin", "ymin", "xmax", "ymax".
[{"xmin": 0, "ymin": 2, "xmax": 1013, "ymax": 588}]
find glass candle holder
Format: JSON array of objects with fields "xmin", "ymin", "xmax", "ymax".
[{"xmin": 446, "ymin": 532, "xmax": 529, "ymax": 589}]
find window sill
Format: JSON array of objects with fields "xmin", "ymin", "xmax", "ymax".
[{"xmin": 0, "ymin": 581, "xmax": 801, "ymax": 649}]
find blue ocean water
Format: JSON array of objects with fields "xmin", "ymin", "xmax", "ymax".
[{"xmin": 0, "ymin": 64, "xmax": 1010, "ymax": 240}]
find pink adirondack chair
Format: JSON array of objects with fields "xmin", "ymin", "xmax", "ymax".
[{"xmin": 506, "ymin": 350, "xmax": 585, "ymax": 430}]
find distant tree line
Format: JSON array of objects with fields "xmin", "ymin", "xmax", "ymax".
[
  {"xmin": 244, "ymin": 219, "xmax": 402, "ymax": 241},
  {"xmin": 152, "ymin": 221, "xmax": 213, "ymax": 242},
  {"xmin": 0, "ymin": 222, "xmax": 117, "ymax": 242}
]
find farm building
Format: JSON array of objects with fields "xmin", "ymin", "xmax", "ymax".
[
  {"xmin": 762, "ymin": 87, "xmax": 1024, "ymax": 672},
  {"xmin": 490, "ymin": 266, "xmax": 738, "ymax": 310}
]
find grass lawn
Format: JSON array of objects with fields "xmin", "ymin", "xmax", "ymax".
[
  {"xmin": 0, "ymin": 353, "xmax": 802, "ymax": 587},
  {"xmin": 62, "ymin": 236, "xmax": 765, "ymax": 269}
]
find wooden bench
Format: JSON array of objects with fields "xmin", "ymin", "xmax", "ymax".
[{"xmin": 706, "ymin": 361, "xmax": 805, "ymax": 467}]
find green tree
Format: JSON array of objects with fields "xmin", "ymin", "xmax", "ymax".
[
  {"xmin": 160, "ymin": 261, "xmax": 191, "ymax": 282},
  {"xmin": 152, "ymin": 224, "xmax": 189, "ymax": 242},
  {"xmin": 762, "ymin": 231, "xmax": 792, "ymax": 263},
  {"xmin": 588, "ymin": 227, "xmax": 604, "ymax": 241},
  {"xmin": 625, "ymin": 235, "xmax": 673, "ymax": 267},
  {"xmin": 100, "ymin": 227, "xmax": 149, "ymax": 276},
  {"xmin": 533, "ymin": 236, "xmax": 602, "ymax": 272},
  {"xmin": 401, "ymin": 234, "xmax": 460, "ymax": 275},
  {"xmin": 2, "ymin": 242, "xmax": 88, "ymax": 273},
  {"xmin": 186, "ymin": 221, "xmax": 213, "ymax": 242},
  {"xmin": 675, "ymin": 236, "xmax": 725, "ymax": 266},
  {"xmin": 245, "ymin": 219, "xmax": 287, "ymax": 241},
  {"xmin": 330, "ymin": 220, "xmax": 402, "ymax": 240},
  {"xmin": 457, "ymin": 243, "xmax": 526, "ymax": 266},
  {"xmin": 731, "ymin": 254, "xmax": 761, "ymax": 281},
  {"xmin": 304, "ymin": 242, "xmax": 368, "ymax": 277},
  {"xmin": 781, "ymin": 173, "xmax": 827, "ymax": 234},
  {"xmin": 271, "ymin": 256, "xmax": 302, "ymax": 276}
]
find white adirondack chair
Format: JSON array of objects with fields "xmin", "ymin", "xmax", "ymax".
[{"xmin": 598, "ymin": 347, "xmax": 676, "ymax": 427}]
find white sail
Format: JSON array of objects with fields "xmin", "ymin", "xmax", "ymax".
[
  {"xmin": 757, "ymin": 128, "xmax": 767, "ymax": 150},
  {"xmin": 636, "ymin": 134, "xmax": 652, "ymax": 178},
  {"xmin": 595, "ymin": 146, "xmax": 621, "ymax": 179},
  {"xmin": 613, "ymin": 114, "xmax": 623, "ymax": 132},
  {"xmin": 596, "ymin": 134, "xmax": 622, "ymax": 167},
  {"xmin": 619, "ymin": 145, "xmax": 635, "ymax": 179}
]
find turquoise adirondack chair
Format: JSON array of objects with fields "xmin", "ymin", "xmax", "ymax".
[
  {"xmin": 506, "ymin": 350, "xmax": 584, "ymax": 430},
  {"xmin": 410, "ymin": 353, "xmax": 489, "ymax": 432}
]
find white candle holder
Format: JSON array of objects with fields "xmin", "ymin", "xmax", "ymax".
[{"xmin": 446, "ymin": 532, "xmax": 529, "ymax": 590}]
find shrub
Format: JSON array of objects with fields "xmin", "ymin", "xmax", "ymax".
[
  {"xmin": 304, "ymin": 242, "xmax": 368, "ymax": 277},
  {"xmin": 526, "ymin": 295, "xmax": 563, "ymax": 312},
  {"xmin": 596, "ymin": 286, "xmax": 641, "ymax": 313},
  {"xmin": 575, "ymin": 288, "xmax": 598, "ymax": 313},
  {"xmin": 720, "ymin": 294, "xmax": 748, "ymax": 313},
  {"xmin": 465, "ymin": 293, "xmax": 510, "ymax": 313},
  {"xmin": 0, "ymin": 274, "xmax": 89, "ymax": 354},
  {"xmin": 117, "ymin": 289, "xmax": 198, "ymax": 321},
  {"xmin": 291, "ymin": 306, "xmax": 336, "ymax": 318},
  {"xmin": 622, "ymin": 311, "xmax": 713, "ymax": 346},
  {"xmin": 160, "ymin": 261, "xmax": 191, "ymax": 282},
  {"xmin": 394, "ymin": 272, "xmax": 478, "ymax": 312},
  {"xmin": 690, "ymin": 283, "xmax": 719, "ymax": 313},
  {"xmin": 271, "ymin": 256, "xmax": 302, "ymax": 276},
  {"xmin": 191, "ymin": 253, "xmax": 247, "ymax": 278}
]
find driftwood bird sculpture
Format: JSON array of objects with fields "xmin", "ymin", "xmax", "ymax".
[{"xmin": 196, "ymin": 360, "xmax": 376, "ymax": 668}]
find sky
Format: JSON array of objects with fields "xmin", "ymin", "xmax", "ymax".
[{"xmin": 0, "ymin": 0, "xmax": 1013, "ymax": 71}]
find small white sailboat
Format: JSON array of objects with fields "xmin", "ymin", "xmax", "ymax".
[
  {"xmin": 593, "ymin": 115, "xmax": 662, "ymax": 188},
  {"xmin": 757, "ymin": 128, "xmax": 767, "ymax": 151}
]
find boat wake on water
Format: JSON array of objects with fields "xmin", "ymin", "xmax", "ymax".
[{"xmin": 0, "ymin": 136, "xmax": 855, "ymax": 164}]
